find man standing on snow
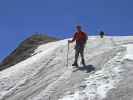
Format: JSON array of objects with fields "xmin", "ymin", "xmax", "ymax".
[
  {"xmin": 99, "ymin": 31, "xmax": 105, "ymax": 38},
  {"xmin": 68, "ymin": 25, "xmax": 88, "ymax": 67}
]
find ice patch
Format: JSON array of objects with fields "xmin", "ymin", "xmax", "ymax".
[{"xmin": 123, "ymin": 44, "xmax": 133, "ymax": 60}]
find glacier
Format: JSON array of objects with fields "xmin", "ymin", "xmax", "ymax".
[{"xmin": 0, "ymin": 36, "xmax": 133, "ymax": 100}]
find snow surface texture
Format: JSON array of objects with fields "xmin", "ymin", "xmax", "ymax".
[
  {"xmin": 0, "ymin": 36, "xmax": 133, "ymax": 100},
  {"xmin": 123, "ymin": 44, "xmax": 133, "ymax": 60}
]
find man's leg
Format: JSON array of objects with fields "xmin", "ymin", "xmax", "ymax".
[
  {"xmin": 80, "ymin": 47, "xmax": 86, "ymax": 66},
  {"xmin": 72, "ymin": 47, "xmax": 79, "ymax": 66}
]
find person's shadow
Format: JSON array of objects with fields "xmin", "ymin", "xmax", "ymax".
[{"xmin": 73, "ymin": 65, "xmax": 95, "ymax": 73}]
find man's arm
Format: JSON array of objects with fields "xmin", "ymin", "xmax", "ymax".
[{"xmin": 68, "ymin": 32, "xmax": 77, "ymax": 43}]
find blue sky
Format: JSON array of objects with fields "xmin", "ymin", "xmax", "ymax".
[{"xmin": 0, "ymin": 0, "xmax": 133, "ymax": 61}]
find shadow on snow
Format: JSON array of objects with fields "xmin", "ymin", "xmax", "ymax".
[{"xmin": 73, "ymin": 65, "xmax": 95, "ymax": 73}]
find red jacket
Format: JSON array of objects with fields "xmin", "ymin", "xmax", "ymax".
[{"xmin": 72, "ymin": 31, "xmax": 88, "ymax": 44}]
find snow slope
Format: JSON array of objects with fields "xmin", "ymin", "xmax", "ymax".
[
  {"xmin": 0, "ymin": 36, "xmax": 133, "ymax": 100},
  {"xmin": 123, "ymin": 44, "xmax": 133, "ymax": 60}
]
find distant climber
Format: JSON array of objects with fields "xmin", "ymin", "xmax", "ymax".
[
  {"xmin": 99, "ymin": 31, "xmax": 105, "ymax": 38},
  {"xmin": 68, "ymin": 25, "xmax": 88, "ymax": 67}
]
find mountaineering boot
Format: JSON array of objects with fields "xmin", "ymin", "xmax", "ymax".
[
  {"xmin": 72, "ymin": 62, "xmax": 78, "ymax": 67},
  {"xmin": 82, "ymin": 59, "xmax": 86, "ymax": 66}
]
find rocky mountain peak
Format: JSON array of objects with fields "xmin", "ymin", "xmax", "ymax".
[{"xmin": 0, "ymin": 34, "xmax": 58, "ymax": 71}]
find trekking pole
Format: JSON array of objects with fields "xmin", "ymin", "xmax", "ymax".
[{"xmin": 67, "ymin": 42, "xmax": 69, "ymax": 67}]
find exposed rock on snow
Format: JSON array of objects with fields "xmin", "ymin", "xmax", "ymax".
[{"xmin": 0, "ymin": 34, "xmax": 58, "ymax": 71}]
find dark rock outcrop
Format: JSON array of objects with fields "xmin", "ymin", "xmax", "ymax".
[{"xmin": 0, "ymin": 34, "xmax": 58, "ymax": 71}]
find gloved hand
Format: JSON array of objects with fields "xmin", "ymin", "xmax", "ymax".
[{"xmin": 68, "ymin": 40, "xmax": 72, "ymax": 43}]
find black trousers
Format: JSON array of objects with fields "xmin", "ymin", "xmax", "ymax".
[{"xmin": 74, "ymin": 44, "xmax": 85, "ymax": 64}]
